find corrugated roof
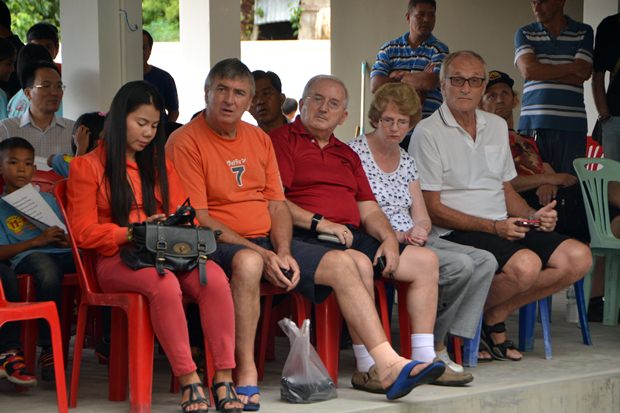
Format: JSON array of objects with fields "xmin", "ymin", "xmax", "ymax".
[{"xmin": 254, "ymin": 0, "xmax": 300, "ymax": 25}]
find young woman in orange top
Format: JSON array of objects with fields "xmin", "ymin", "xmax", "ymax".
[{"xmin": 66, "ymin": 81, "xmax": 242, "ymax": 413}]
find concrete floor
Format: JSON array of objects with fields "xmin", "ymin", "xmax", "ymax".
[{"xmin": 1, "ymin": 292, "xmax": 619, "ymax": 413}]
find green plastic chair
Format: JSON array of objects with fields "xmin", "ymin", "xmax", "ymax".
[{"xmin": 573, "ymin": 157, "xmax": 620, "ymax": 326}]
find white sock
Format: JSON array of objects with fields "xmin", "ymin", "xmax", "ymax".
[
  {"xmin": 353, "ymin": 344, "xmax": 375, "ymax": 372},
  {"xmin": 411, "ymin": 333, "xmax": 436, "ymax": 362}
]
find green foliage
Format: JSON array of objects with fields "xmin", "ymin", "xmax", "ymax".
[
  {"xmin": 5, "ymin": 0, "xmax": 60, "ymax": 42},
  {"xmin": 240, "ymin": 0, "xmax": 256, "ymax": 41},
  {"xmin": 142, "ymin": 0, "xmax": 179, "ymax": 42},
  {"xmin": 289, "ymin": 2, "xmax": 302, "ymax": 37},
  {"xmin": 4, "ymin": 0, "xmax": 180, "ymax": 43}
]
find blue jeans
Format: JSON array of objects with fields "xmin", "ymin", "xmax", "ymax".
[
  {"xmin": 602, "ymin": 116, "xmax": 620, "ymax": 163},
  {"xmin": 11, "ymin": 252, "xmax": 75, "ymax": 348}
]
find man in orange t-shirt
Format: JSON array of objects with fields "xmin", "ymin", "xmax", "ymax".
[{"xmin": 167, "ymin": 58, "xmax": 445, "ymax": 407}]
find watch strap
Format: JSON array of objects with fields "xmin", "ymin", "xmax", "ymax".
[{"xmin": 310, "ymin": 214, "xmax": 323, "ymax": 233}]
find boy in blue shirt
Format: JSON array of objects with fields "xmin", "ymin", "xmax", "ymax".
[{"xmin": 0, "ymin": 137, "xmax": 74, "ymax": 385}]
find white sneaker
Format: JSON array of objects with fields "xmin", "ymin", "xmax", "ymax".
[{"xmin": 436, "ymin": 348, "xmax": 464, "ymax": 373}]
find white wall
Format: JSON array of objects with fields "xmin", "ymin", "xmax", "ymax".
[
  {"xmin": 148, "ymin": 40, "xmax": 330, "ymax": 124},
  {"xmin": 60, "ymin": 0, "xmax": 143, "ymax": 119},
  {"xmin": 177, "ymin": 0, "xmax": 240, "ymax": 122},
  {"xmin": 331, "ymin": 0, "xmax": 585, "ymax": 140}
]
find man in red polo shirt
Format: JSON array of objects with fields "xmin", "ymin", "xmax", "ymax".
[{"xmin": 270, "ymin": 75, "xmax": 468, "ymax": 387}]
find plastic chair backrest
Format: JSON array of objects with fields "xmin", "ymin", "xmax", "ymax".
[
  {"xmin": 54, "ymin": 179, "xmax": 103, "ymax": 295},
  {"xmin": 585, "ymin": 136, "xmax": 605, "ymax": 171},
  {"xmin": 573, "ymin": 157, "xmax": 620, "ymax": 250},
  {"xmin": 0, "ymin": 170, "xmax": 63, "ymax": 193}
]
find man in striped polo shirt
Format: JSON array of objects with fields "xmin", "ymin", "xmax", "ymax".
[
  {"xmin": 515, "ymin": 0, "xmax": 593, "ymax": 175},
  {"xmin": 371, "ymin": 0, "xmax": 448, "ymax": 149}
]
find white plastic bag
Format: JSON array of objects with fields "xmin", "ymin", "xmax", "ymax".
[{"xmin": 278, "ymin": 317, "xmax": 337, "ymax": 403}]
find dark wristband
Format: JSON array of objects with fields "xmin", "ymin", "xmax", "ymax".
[{"xmin": 310, "ymin": 214, "xmax": 323, "ymax": 233}]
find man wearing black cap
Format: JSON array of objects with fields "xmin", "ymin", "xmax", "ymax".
[{"xmin": 481, "ymin": 70, "xmax": 588, "ymax": 242}]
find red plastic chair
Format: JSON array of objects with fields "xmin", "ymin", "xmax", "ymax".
[
  {"xmin": 0, "ymin": 172, "xmax": 80, "ymax": 373},
  {"xmin": 373, "ymin": 279, "xmax": 393, "ymax": 342},
  {"xmin": 0, "ymin": 279, "xmax": 68, "ymax": 413},
  {"xmin": 308, "ymin": 293, "xmax": 343, "ymax": 385},
  {"xmin": 17, "ymin": 273, "xmax": 79, "ymax": 374},
  {"xmin": 256, "ymin": 283, "xmax": 306, "ymax": 380},
  {"xmin": 393, "ymin": 281, "xmax": 413, "ymax": 359},
  {"xmin": 54, "ymin": 180, "xmax": 155, "ymax": 413}
]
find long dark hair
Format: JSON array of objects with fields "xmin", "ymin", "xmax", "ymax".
[
  {"xmin": 103, "ymin": 80, "xmax": 168, "ymax": 226},
  {"xmin": 71, "ymin": 111, "xmax": 105, "ymax": 154}
]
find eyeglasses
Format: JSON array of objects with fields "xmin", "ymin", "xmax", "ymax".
[
  {"xmin": 448, "ymin": 76, "xmax": 485, "ymax": 88},
  {"xmin": 379, "ymin": 117, "xmax": 410, "ymax": 129},
  {"xmin": 305, "ymin": 94, "xmax": 342, "ymax": 111},
  {"xmin": 33, "ymin": 82, "xmax": 66, "ymax": 92}
]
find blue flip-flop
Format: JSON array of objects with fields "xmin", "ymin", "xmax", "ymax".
[
  {"xmin": 236, "ymin": 385, "xmax": 260, "ymax": 411},
  {"xmin": 385, "ymin": 360, "xmax": 446, "ymax": 400}
]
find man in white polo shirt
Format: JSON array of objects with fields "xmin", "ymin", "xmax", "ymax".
[
  {"xmin": 0, "ymin": 61, "xmax": 73, "ymax": 159},
  {"xmin": 410, "ymin": 50, "xmax": 591, "ymax": 362}
]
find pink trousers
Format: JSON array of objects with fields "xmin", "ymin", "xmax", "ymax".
[{"xmin": 96, "ymin": 254, "xmax": 235, "ymax": 376}]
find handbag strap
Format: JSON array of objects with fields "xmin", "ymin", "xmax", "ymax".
[
  {"xmin": 196, "ymin": 228, "xmax": 209, "ymax": 285},
  {"xmin": 155, "ymin": 224, "xmax": 167, "ymax": 275}
]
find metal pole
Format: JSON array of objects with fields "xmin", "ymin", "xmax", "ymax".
[{"xmin": 359, "ymin": 61, "xmax": 367, "ymax": 137}]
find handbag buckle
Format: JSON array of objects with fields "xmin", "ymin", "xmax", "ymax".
[{"xmin": 157, "ymin": 240, "xmax": 168, "ymax": 250}]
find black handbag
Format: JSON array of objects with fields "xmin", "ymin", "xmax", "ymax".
[{"xmin": 120, "ymin": 199, "xmax": 217, "ymax": 284}]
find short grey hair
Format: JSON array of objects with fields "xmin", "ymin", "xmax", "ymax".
[
  {"xmin": 439, "ymin": 50, "xmax": 487, "ymax": 82},
  {"xmin": 301, "ymin": 75, "xmax": 349, "ymax": 108},
  {"xmin": 204, "ymin": 58, "xmax": 255, "ymax": 95}
]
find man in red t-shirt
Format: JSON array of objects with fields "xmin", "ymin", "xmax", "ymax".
[{"xmin": 269, "ymin": 75, "xmax": 467, "ymax": 387}]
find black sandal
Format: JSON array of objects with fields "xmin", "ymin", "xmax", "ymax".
[
  {"xmin": 181, "ymin": 382, "xmax": 210, "ymax": 413},
  {"xmin": 212, "ymin": 382, "xmax": 243, "ymax": 413},
  {"xmin": 481, "ymin": 322, "xmax": 523, "ymax": 361}
]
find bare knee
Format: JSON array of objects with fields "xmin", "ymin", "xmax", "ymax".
[
  {"xmin": 230, "ymin": 249, "xmax": 263, "ymax": 289},
  {"xmin": 503, "ymin": 250, "xmax": 542, "ymax": 292},
  {"xmin": 396, "ymin": 246, "xmax": 439, "ymax": 285},
  {"xmin": 315, "ymin": 250, "xmax": 360, "ymax": 290},
  {"xmin": 345, "ymin": 249, "xmax": 374, "ymax": 290},
  {"xmin": 551, "ymin": 240, "xmax": 593, "ymax": 283}
]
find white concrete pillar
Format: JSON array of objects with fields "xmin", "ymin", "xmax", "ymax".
[
  {"xmin": 179, "ymin": 0, "xmax": 240, "ymax": 116},
  {"xmin": 60, "ymin": 0, "xmax": 142, "ymax": 119}
]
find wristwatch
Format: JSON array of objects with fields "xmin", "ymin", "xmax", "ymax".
[{"xmin": 310, "ymin": 214, "xmax": 323, "ymax": 233}]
